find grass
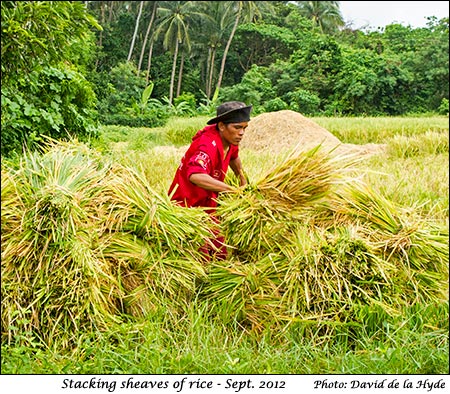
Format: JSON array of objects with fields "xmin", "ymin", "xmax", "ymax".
[
  {"xmin": 1, "ymin": 301, "xmax": 447, "ymax": 374},
  {"xmin": 314, "ymin": 116, "xmax": 449, "ymax": 144},
  {"xmin": 1, "ymin": 115, "xmax": 448, "ymax": 375}
]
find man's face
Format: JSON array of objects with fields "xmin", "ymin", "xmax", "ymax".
[{"xmin": 219, "ymin": 121, "xmax": 249, "ymax": 146}]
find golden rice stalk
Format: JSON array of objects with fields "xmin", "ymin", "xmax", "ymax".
[
  {"xmin": 332, "ymin": 181, "xmax": 449, "ymax": 303},
  {"xmin": 210, "ymin": 144, "xmax": 447, "ymax": 332},
  {"xmin": 202, "ymin": 212, "xmax": 446, "ymax": 332},
  {"xmin": 100, "ymin": 232, "xmax": 208, "ymax": 316},
  {"xmin": 101, "ymin": 163, "xmax": 217, "ymax": 259},
  {"xmin": 2, "ymin": 141, "xmax": 121, "ymax": 348},
  {"xmin": 217, "ymin": 145, "xmax": 361, "ymax": 259},
  {"xmin": 253, "ymin": 144, "xmax": 362, "ymax": 211},
  {"xmin": 269, "ymin": 224, "xmax": 393, "ymax": 325},
  {"xmin": 202, "ymin": 255, "xmax": 284, "ymax": 331},
  {"xmin": 90, "ymin": 160, "xmax": 216, "ymax": 316}
]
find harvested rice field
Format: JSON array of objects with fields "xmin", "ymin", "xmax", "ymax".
[{"xmin": 1, "ymin": 111, "xmax": 448, "ymax": 375}]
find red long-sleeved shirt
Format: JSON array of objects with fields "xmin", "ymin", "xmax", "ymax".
[{"xmin": 168, "ymin": 124, "xmax": 239, "ymax": 209}]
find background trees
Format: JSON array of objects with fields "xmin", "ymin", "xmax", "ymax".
[
  {"xmin": 1, "ymin": 1, "xmax": 101, "ymax": 156},
  {"xmin": 1, "ymin": 1, "xmax": 449, "ymax": 157}
]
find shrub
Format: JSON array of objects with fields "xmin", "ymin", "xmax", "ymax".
[{"xmin": 1, "ymin": 66, "xmax": 98, "ymax": 157}]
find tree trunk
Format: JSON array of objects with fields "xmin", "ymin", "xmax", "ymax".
[
  {"xmin": 95, "ymin": 1, "xmax": 106, "ymax": 69},
  {"xmin": 216, "ymin": 9, "xmax": 241, "ymax": 94},
  {"xmin": 176, "ymin": 52, "xmax": 185, "ymax": 98},
  {"xmin": 138, "ymin": 2, "xmax": 158, "ymax": 73},
  {"xmin": 108, "ymin": 1, "xmax": 114, "ymax": 23},
  {"xmin": 146, "ymin": 39, "xmax": 154, "ymax": 83},
  {"xmin": 169, "ymin": 40, "xmax": 179, "ymax": 104},
  {"xmin": 206, "ymin": 47, "xmax": 212, "ymax": 99},
  {"xmin": 207, "ymin": 47, "xmax": 216, "ymax": 100},
  {"xmin": 127, "ymin": 1, "xmax": 144, "ymax": 62}
]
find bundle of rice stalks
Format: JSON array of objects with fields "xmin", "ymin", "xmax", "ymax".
[
  {"xmin": 275, "ymin": 225, "xmax": 402, "ymax": 321},
  {"xmin": 217, "ymin": 144, "xmax": 361, "ymax": 259},
  {"xmin": 98, "ymin": 164, "xmax": 215, "ymax": 316},
  {"xmin": 201, "ymin": 253, "xmax": 285, "ymax": 331},
  {"xmin": 206, "ymin": 144, "xmax": 448, "ymax": 333},
  {"xmin": 254, "ymin": 145, "xmax": 349, "ymax": 210},
  {"xmin": 1, "ymin": 142, "xmax": 122, "ymax": 348},
  {"xmin": 332, "ymin": 181, "xmax": 449, "ymax": 302},
  {"xmin": 1, "ymin": 140, "xmax": 216, "ymax": 347},
  {"xmin": 203, "ymin": 223, "xmax": 396, "ymax": 333},
  {"xmin": 102, "ymin": 163, "xmax": 215, "ymax": 257}
]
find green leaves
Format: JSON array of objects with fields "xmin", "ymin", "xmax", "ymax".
[
  {"xmin": 1, "ymin": 65, "xmax": 98, "ymax": 156},
  {"xmin": 1, "ymin": 1, "xmax": 100, "ymax": 82}
]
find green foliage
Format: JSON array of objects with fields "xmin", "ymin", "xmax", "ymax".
[
  {"xmin": 1, "ymin": 1, "xmax": 101, "ymax": 157},
  {"xmin": 1, "ymin": 1, "xmax": 101, "ymax": 82},
  {"xmin": 438, "ymin": 98, "xmax": 449, "ymax": 115},
  {"xmin": 1, "ymin": 65, "xmax": 99, "ymax": 157},
  {"xmin": 328, "ymin": 48, "xmax": 413, "ymax": 115},
  {"xmin": 90, "ymin": 10, "xmax": 137, "ymax": 72},
  {"xmin": 338, "ymin": 18, "xmax": 449, "ymax": 114},
  {"xmin": 294, "ymin": 1, "xmax": 345, "ymax": 34},
  {"xmin": 286, "ymin": 89, "xmax": 321, "ymax": 114},
  {"xmin": 173, "ymin": 92, "xmax": 197, "ymax": 116},
  {"xmin": 94, "ymin": 62, "xmax": 169, "ymax": 127},
  {"xmin": 233, "ymin": 22, "xmax": 300, "ymax": 68},
  {"xmin": 262, "ymin": 97, "xmax": 289, "ymax": 112},
  {"xmin": 219, "ymin": 64, "xmax": 275, "ymax": 112},
  {"xmin": 218, "ymin": 18, "xmax": 448, "ymax": 116}
]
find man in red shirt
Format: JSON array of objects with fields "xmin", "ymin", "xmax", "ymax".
[{"xmin": 168, "ymin": 101, "xmax": 252, "ymax": 259}]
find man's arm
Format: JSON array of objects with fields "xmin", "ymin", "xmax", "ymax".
[
  {"xmin": 189, "ymin": 173, "xmax": 235, "ymax": 192},
  {"xmin": 229, "ymin": 157, "xmax": 247, "ymax": 187}
]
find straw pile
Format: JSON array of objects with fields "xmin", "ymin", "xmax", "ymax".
[
  {"xmin": 1, "ymin": 141, "xmax": 213, "ymax": 347},
  {"xmin": 241, "ymin": 110, "xmax": 385, "ymax": 155},
  {"xmin": 205, "ymin": 144, "xmax": 448, "ymax": 332}
]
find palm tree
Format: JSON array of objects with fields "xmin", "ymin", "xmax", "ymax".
[
  {"xmin": 154, "ymin": 1, "xmax": 200, "ymax": 104},
  {"xmin": 215, "ymin": 1, "xmax": 269, "ymax": 97},
  {"xmin": 193, "ymin": 2, "xmax": 232, "ymax": 100},
  {"xmin": 293, "ymin": 1, "xmax": 344, "ymax": 34},
  {"xmin": 137, "ymin": 1, "xmax": 158, "ymax": 73}
]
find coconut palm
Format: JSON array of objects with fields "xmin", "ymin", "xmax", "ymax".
[
  {"xmin": 153, "ymin": 1, "xmax": 202, "ymax": 104},
  {"xmin": 293, "ymin": 1, "xmax": 344, "ymax": 34},
  {"xmin": 137, "ymin": 1, "xmax": 158, "ymax": 73},
  {"xmin": 196, "ymin": 2, "xmax": 235, "ymax": 100}
]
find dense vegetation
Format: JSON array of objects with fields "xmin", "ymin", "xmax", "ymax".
[{"xmin": 1, "ymin": 1, "xmax": 449, "ymax": 156}]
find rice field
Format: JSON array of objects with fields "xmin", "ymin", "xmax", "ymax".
[{"xmin": 1, "ymin": 115, "xmax": 448, "ymax": 374}]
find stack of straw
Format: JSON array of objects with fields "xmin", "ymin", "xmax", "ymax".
[
  {"xmin": 1, "ymin": 141, "xmax": 214, "ymax": 347},
  {"xmin": 204, "ymin": 144, "xmax": 448, "ymax": 332}
]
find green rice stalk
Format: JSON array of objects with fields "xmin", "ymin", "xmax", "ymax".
[
  {"xmin": 100, "ymin": 232, "xmax": 208, "ymax": 316},
  {"xmin": 217, "ymin": 145, "xmax": 362, "ymax": 258},
  {"xmin": 332, "ymin": 181, "xmax": 448, "ymax": 302}
]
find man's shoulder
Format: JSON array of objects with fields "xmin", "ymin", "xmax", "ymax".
[{"xmin": 192, "ymin": 126, "xmax": 220, "ymax": 150}]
